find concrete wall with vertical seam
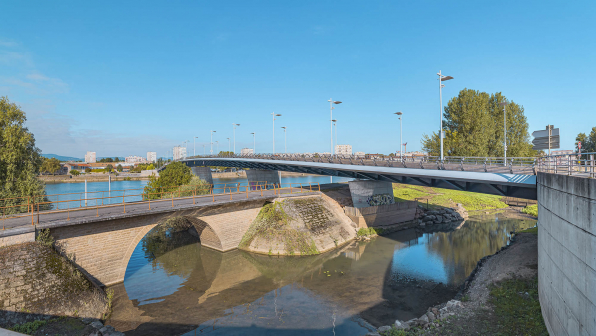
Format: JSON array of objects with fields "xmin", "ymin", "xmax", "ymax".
[
  {"xmin": 537, "ymin": 172, "xmax": 595, "ymax": 335},
  {"xmin": 246, "ymin": 169, "xmax": 280, "ymax": 188},
  {"xmin": 348, "ymin": 180, "xmax": 395, "ymax": 208},
  {"xmin": 191, "ymin": 166, "xmax": 214, "ymax": 186}
]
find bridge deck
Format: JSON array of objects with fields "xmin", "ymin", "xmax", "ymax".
[{"xmin": 0, "ymin": 188, "xmax": 319, "ymax": 238}]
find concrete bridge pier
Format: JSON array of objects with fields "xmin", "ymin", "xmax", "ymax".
[
  {"xmin": 348, "ymin": 180, "xmax": 395, "ymax": 208},
  {"xmin": 191, "ymin": 166, "xmax": 214, "ymax": 186},
  {"xmin": 246, "ymin": 169, "xmax": 280, "ymax": 189}
]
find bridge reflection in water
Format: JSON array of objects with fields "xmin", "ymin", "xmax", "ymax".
[{"xmin": 107, "ymin": 212, "xmax": 536, "ymax": 335}]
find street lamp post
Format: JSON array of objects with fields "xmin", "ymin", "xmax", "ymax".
[
  {"xmin": 272, "ymin": 113, "xmax": 281, "ymax": 154},
  {"xmin": 202, "ymin": 144, "xmax": 206, "ymax": 155},
  {"xmin": 215, "ymin": 141, "xmax": 219, "ymax": 155},
  {"xmin": 227, "ymin": 138, "xmax": 230, "ymax": 155},
  {"xmin": 500, "ymin": 101, "xmax": 508, "ymax": 166},
  {"xmin": 233, "ymin": 123, "xmax": 240, "ymax": 154},
  {"xmin": 194, "ymin": 136, "xmax": 199, "ymax": 156},
  {"xmin": 251, "ymin": 132, "xmax": 256, "ymax": 154},
  {"xmin": 437, "ymin": 71, "xmax": 453, "ymax": 161},
  {"xmin": 394, "ymin": 112, "xmax": 403, "ymax": 159},
  {"xmin": 281, "ymin": 127, "xmax": 287, "ymax": 153},
  {"xmin": 183, "ymin": 140, "xmax": 189, "ymax": 159},
  {"xmin": 328, "ymin": 99, "xmax": 342, "ymax": 155},
  {"xmin": 332, "ymin": 119, "xmax": 337, "ymax": 153},
  {"xmin": 210, "ymin": 130, "xmax": 216, "ymax": 155}
]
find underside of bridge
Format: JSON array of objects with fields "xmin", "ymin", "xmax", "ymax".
[{"xmin": 185, "ymin": 158, "xmax": 537, "ymax": 200}]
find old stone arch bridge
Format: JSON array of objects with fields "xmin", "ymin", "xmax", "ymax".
[{"xmin": 48, "ymin": 196, "xmax": 295, "ymax": 287}]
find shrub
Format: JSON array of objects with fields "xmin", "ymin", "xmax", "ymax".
[
  {"xmin": 357, "ymin": 227, "xmax": 384, "ymax": 236},
  {"xmin": 522, "ymin": 204, "xmax": 538, "ymax": 217},
  {"xmin": 70, "ymin": 170, "xmax": 80, "ymax": 176}
]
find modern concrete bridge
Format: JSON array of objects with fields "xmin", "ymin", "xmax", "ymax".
[{"xmin": 183, "ymin": 156, "xmax": 539, "ymax": 199}]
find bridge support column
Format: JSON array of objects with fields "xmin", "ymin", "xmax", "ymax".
[
  {"xmin": 246, "ymin": 169, "xmax": 280, "ymax": 189},
  {"xmin": 191, "ymin": 166, "xmax": 214, "ymax": 185},
  {"xmin": 348, "ymin": 180, "xmax": 395, "ymax": 208}
]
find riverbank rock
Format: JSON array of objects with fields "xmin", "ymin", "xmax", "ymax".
[
  {"xmin": 418, "ymin": 205, "xmax": 468, "ymax": 228},
  {"xmin": 238, "ymin": 195, "xmax": 357, "ymax": 255},
  {"xmin": 0, "ymin": 242, "xmax": 108, "ymax": 328}
]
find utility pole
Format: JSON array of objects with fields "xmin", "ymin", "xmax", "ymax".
[
  {"xmin": 281, "ymin": 127, "xmax": 287, "ymax": 153},
  {"xmin": 251, "ymin": 132, "xmax": 256, "ymax": 154},
  {"xmin": 500, "ymin": 102, "xmax": 508, "ymax": 166},
  {"xmin": 394, "ymin": 112, "xmax": 403, "ymax": 159}
]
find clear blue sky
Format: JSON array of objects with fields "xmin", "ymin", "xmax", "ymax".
[{"xmin": 1, "ymin": 0, "xmax": 594, "ymax": 158}]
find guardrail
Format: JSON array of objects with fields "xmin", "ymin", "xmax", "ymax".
[
  {"xmin": 183, "ymin": 152, "xmax": 596, "ymax": 178},
  {"xmin": 0, "ymin": 181, "xmax": 320, "ymax": 228}
]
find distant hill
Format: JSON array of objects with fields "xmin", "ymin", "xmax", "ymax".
[{"xmin": 41, "ymin": 154, "xmax": 82, "ymax": 162}]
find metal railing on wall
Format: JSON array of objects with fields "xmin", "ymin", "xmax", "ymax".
[{"xmin": 0, "ymin": 181, "xmax": 321, "ymax": 228}]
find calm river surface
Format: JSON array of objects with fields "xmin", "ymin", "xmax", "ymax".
[
  {"xmin": 44, "ymin": 176, "xmax": 352, "ymax": 209},
  {"xmin": 107, "ymin": 211, "xmax": 536, "ymax": 336}
]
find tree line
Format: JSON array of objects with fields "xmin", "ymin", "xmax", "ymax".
[{"xmin": 422, "ymin": 89, "xmax": 537, "ymax": 158}]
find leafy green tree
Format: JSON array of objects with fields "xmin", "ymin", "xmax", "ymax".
[
  {"xmin": 116, "ymin": 164, "xmax": 123, "ymax": 172},
  {"xmin": 218, "ymin": 151, "xmax": 234, "ymax": 157},
  {"xmin": 70, "ymin": 170, "xmax": 80, "ymax": 176},
  {"xmin": 105, "ymin": 164, "xmax": 113, "ymax": 173},
  {"xmin": 0, "ymin": 97, "xmax": 46, "ymax": 213},
  {"xmin": 41, "ymin": 157, "xmax": 61, "ymax": 175},
  {"xmin": 114, "ymin": 157, "xmax": 120, "ymax": 162},
  {"xmin": 85, "ymin": 167, "xmax": 91, "ymax": 173},
  {"xmin": 143, "ymin": 161, "xmax": 192, "ymax": 199},
  {"xmin": 422, "ymin": 89, "xmax": 536, "ymax": 157},
  {"xmin": 147, "ymin": 163, "xmax": 155, "ymax": 170},
  {"xmin": 576, "ymin": 127, "xmax": 596, "ymax": 160}
]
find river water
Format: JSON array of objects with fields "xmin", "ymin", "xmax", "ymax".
[
  {"xmin": 44, "ymin": 176, "xmax": 352, "ymax": 209},
  {"xmin": 107, "ymin": 211, "xmax": 536, "ymax": 336}
]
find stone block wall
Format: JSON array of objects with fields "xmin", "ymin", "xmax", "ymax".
[
  {"xmin": 0, "ymin": 242, "xmax": 106, "ymax": 327},
  {"xmin": 348, "ymin": 180, "xmax": 395, "ymax": 208},
  {"xmin": 537, "ymin": 172, "xmax": 595, "ymax": 335}
]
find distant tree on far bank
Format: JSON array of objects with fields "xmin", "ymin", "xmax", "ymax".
[
  {"xmin": 0, "ymin": 97, "xmax": 46, "ymax": 213},
  {"xmin": 41, "ymin": 157, "xmax": 61, "ymax": 175},
  {"xmin": 116, "ymin": 164, "xmax": 123, "ymax": 172},
  {"xmin": 70, "ymin": 170, "xmax": 80, "ymax": 176},
  {"xmin": 105, "ymin": 164, "xmax": 113, "ymax": 173},
  {"xmin": 421, "ymin": 89, "xmax": 536, "ymax": 158}
]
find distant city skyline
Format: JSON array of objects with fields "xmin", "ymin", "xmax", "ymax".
[{"xmin": 1, "ymin": 1, "xmax": 594, "ymax": 157}]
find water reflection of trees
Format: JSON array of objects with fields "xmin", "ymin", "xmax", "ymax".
[{"xmin": 425, "ymin": 216, "xmax": 536, "ymax": 284}]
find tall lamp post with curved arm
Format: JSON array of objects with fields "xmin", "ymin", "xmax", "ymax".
[
  {"xmin": 281, "ymin": 126, "xmax": 287, "ymax": 153},
  {"xmin": 272, "ymin": 113, "xmax": 281, "ymax": 154},
  {"xmin": 232, "ymin": 123, "xmax": 240, "ymax": 154},
  {"xmin": 437, "ymin": 71, "xmax": 453, "ymax": 161},
  {"xmin": 251, "ymin": 132, "xmax": 256, "ymax": 154},
  {"xmin": 394, "ymin": 112, "xmax": 403, "ymax": 159},
  {"xmin": 210, "ymin": 130, "xmax": 216, "ymax": 155},
  {"xmin": 328, "ymin": 99, "xmax": 342, "ymax": 155}
]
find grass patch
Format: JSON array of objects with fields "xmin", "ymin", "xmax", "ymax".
[
  {"xmin": 10, "ymin": 319, "xmax": 48, "ymax": 334},
  {"xmin": 356, "ymin": 227, "xmax": 383, "ymax": 237},
  {"xmin": 392, "ymin": 183, "xmax": 508, "ymax": 211},
  {"xmin": 488, "ymin": 276, "xmax": 548, "ymax": 335},
  {"xmin": 519, "ymin": 226, "xmax": 538, "ymax": 234},
  {"xmin": 522, "ymin": 204, "xmax": 538, "ymax": 217}
]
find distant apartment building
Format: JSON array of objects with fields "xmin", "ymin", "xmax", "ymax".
[
  {"xmin": 240, "ymin": 148, "xmax": 254, "ymax": 155},
  {"xmin": 335, "ymin": 144, "xmax": 352, "ymax": 156},
  {"xmin": 173, "ymin": 146, "xmax": 187, "ymax": 161},
  {"xmin": 84, "ymin": 151, "xmax": 96, "ymax": 163},
  {"xmin": 125, "ymin": 155, "xmax": 148, "ymax": 164},
  {"xmin": 354, "ymin": 151, "xmax": 365, "ymax": 157},
  {"xmin": 147, "ymin": 151, "xmax": 157, "ymax": 163}
]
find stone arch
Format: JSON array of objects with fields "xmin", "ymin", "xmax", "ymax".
[{"xmin": 116, "ymin": 215, "xmax": 224, "ymax": 285}]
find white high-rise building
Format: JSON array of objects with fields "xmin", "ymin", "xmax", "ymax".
[
  {"xmin": 240, "ymin": 148, "xmax": 254, "ymax": 155},
  {"xmin": 84, "ymin": 151, "xmax": 96, "ymax": 163},
  {"xmin": 335, "ymin": 144, "xmax": 352, "ymax": 156},
  {"xmin": 147, "ymin": 152, "xmax": 157, "ymax": 163},
  {"xmin": 173, "ymin": 146, "xmax": 187, "ymax": 161}
]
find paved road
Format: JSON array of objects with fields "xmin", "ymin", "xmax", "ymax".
[{"xmin": 0, "ymin": 188, "xmax": 318, "ymax": 234}]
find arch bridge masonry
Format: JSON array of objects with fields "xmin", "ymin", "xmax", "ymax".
[{"xmin": 44, "ymin": 196, "xmax": 300, "ymax": 287}]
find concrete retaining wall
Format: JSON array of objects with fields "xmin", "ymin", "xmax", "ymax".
[
  {"xmin": 191, "ymin": 166, "xmax": 214, "ymax": 185},
  {"xmin": 537, "ymin": 172, "xmax": 595, "ymax": 335},
  {"xmin": 348, "ymin": 180, "xmax": 395, "ymax": 208},
  {"xmin": 246, "ymin": 169, "xmax": 280, "ymax": 188}
]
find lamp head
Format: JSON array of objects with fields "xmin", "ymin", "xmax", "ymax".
[
  {"xmin": 395, "ymin": 112, "xmax": 402, "ymax": 116},
  {"xmin": 333, "ymin": 101, "xmax": 342, "ymax": 104},
  {"xmin": 276, "ymin": 114, "xmax": 282, "ymax": 116}
]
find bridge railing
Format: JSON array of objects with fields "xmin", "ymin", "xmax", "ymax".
[
  {"xmin": 536, "ymin": 152, "xmax": 595, "ymax": 178},
  {"xmin": 0, "ymin": 181, "xmax": 321, "ymax": 228}
]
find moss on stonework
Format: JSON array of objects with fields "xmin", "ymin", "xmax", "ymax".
[{"xmin": 239, "ymin": 201, "xmax": 320, "ymax": 255}]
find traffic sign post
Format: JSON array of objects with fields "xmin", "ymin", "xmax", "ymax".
[{"xmin": 532, "ymin": 125, "xmax": 560, "ymax": 154}]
